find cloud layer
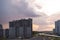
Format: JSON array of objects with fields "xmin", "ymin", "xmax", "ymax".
[
  {"xmin": 1, "ymin": 0, "xmax": 60, "ymax": 31},
  {"xmin": 0, "ymin": 0, "xmax": 41, "ymax": 24}
]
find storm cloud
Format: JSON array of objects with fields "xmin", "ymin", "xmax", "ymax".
[
  {"xmin": 0, "ymin": 0, "xmax": 41, "ymax": 24},
  {"xmin": 0, "ymin": 0, "xmax": 55, "ymax": 31}
]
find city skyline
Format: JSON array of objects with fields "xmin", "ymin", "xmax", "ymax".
[
  {"xmin": 0, "ymin": 18, "xmax": 33, "ymax": 38},
  {"xmin": 1, "ymin": 0, "xmax": 60, "ymax": 31}
]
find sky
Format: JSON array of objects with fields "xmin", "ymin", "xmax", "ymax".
[{"xmin": 0, "ymin": 0, "xmax": 60, "ymax": 31}]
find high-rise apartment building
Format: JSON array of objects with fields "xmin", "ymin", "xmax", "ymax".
[
  {"xmin": 18, "ymin": 18, "xmax": 32, "ymax": 38},
  {"xmin": 9, "ymin": 18, "xmax": 32, "ymax": 38},
  {"xmin": 9, "ymin": 21, "xmax": 16, "ymax": 38},
  {"xmin": 53, "ymin": 20, "xmax": 60, "ymax": 35}
]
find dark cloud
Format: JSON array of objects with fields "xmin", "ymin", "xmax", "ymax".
[
  {"xmin": 0, "ymin": 0, "xmax": 55, "ymax": 31},
  {"xmin": 0, "ymin": 0, "xmax": 40, "ymax": 24}
]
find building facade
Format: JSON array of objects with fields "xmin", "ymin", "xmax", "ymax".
[
  {"xmin": 5, "ymin": 29, "xmax": 9, "ymax": 38},
  {"xmin": 9, "ymin": 27, "xmax": 16, "ymax": 38},
  {"xmin": 53, "ymin": 20, "xmax": 60, "ymax": 35},
  {"xmin": 9, "ymin": 18, "xmax": 32, "ymax": 38},
  {"xmin": 0, "ymin": 24, "xmax": 3, "ymax": 37},
  {"xmin": 18, "ymin": 19, "xmax": 32, "ymax": 38}
]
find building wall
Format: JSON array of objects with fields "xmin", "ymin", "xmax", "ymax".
[
  {"xmin": 0, "ymin": 24, "xmax": 3, "ymax": 37},
  {"xmin": 19, "ymin": 27, "xmax": 24, "ymax": 37},
  {"xmin": 0, "ymin": 29, "xmax": 3, "ymax": 37},
  {"xmin": 26, "ymin": 27, "xmax": 32, "ymax": 37},
  {"xmin": 9, "ymin": 27, "xmax": 16, "ymax": 38},
  {"xmin": 15, "ymin": 27, "xmax": 19, "ymax": 37},
  {"xmin": 5, "ymin": 29, "xmax": 9, "ymax": 38},
  {"xmin": 54, "ymin": 20, "xmax": 60, "ymax": 35},
  {"xmin": 55, "ymin": 22, "xmax": 59, "ymax": 34},
  {"xmin": 58, "ymin": 22, "xmax": 60, "ymax": 34},
  {"xmin": 9, "ymin": 18, "xmax": 32, "ymax": 38}
]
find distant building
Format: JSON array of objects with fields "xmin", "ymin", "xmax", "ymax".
[
  {"xmin": 0, "ymin": 24, "xmax": 3, "ymax": 37},
  {"xmin": 0, "ymin": 24, "xmax": 2, "ymax": 29},
  {"xmin": 9, "ymin": 18, "xmax": 32, "ymax": 38},
  {"xmin": 0, "ymin": 29, "xmax": 3, "ymax": 37},
  {"xmin": 53, "ymin": 20, "xmax": 60, "ymax": 35}
]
